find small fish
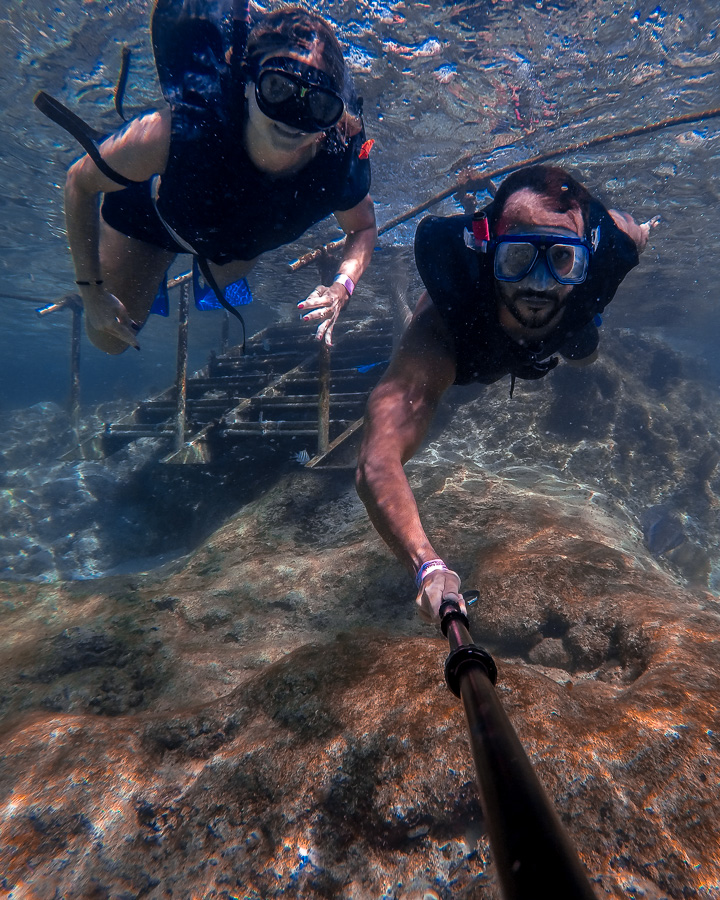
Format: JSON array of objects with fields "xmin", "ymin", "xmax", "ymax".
[
  {"xmin": 292, "ymin": 449, "xmax": 310, "ymax": 465},
  {"xmin": 358, "ymin": 139, "xmax": 375, "ymax": 160}
]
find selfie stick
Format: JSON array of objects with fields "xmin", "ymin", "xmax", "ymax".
[{"xmin": 441, "ymin": 597, "xmax": 598, "ymax": 900}]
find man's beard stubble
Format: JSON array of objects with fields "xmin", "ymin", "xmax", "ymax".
[{"xmin": 504, "ymin": 290, "xmax": 563, "ymax": 330}]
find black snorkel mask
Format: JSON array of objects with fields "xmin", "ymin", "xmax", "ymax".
[{"xmin": 254, "ymin": 56, "xmax": 345, "ymax": 133}]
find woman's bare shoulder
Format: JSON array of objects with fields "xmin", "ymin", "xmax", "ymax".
[{"xmin": 101, "ymin": 107, "xmax": 172, "ymax": 179}]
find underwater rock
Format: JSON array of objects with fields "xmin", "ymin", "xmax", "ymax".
[
  {"xmin": 641, "ymin": 505, "xmax": 686, "ymax": 556},
  {"xmin": 0, "ymin": 407, "xmax": 271, "ymax": 581},
  {"xmin": 0, "ymin": 464, "xmax": 718, "ymax": 899},
  {"xmin": 528, "ymin": 635, "xmax": 571, "ymax": 669},
  {"xmin": 666, "ymin": 541, "xmax": 711, "ymax": 586}
]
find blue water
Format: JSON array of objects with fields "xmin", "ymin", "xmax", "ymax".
[
  {"xmin": 2, "ymin": 0, "xmax": 719, "ymax": 410},
  {"xmin": 1, "ymin": 0, "xmax": 720, "ymax": 584}
]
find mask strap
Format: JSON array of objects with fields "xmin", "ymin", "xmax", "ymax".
[{"xmin": 34, "ymin": 91, "xmax": 136, "ymax": 188}]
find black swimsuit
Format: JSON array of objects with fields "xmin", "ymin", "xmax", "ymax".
[
  {"xmin": 101, "ymin": 109, "xmax": 371, "ymax": 264},
  {"xmin": 414, "ymin": 199, "xmax": 639, "ymax": 386}
]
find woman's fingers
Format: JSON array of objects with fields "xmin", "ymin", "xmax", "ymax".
[{"xmin": 82, "ymin": 287, "xmax": 141, "ymax": 349}]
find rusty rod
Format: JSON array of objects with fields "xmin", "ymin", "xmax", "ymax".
[
  {"xmin": 69, "ymin": 302, "xmax": 82, "ymax": 437},
  {"xmin": 288, "ymin": 104, "xmax": 720, "ymax": 273},
  {"xmin": 316, "ymin": 341, "xmax": 331, "ymax": 456},
  {"xmin": 174, "ymin": 281, "xmax": 190, "ymax": 452}
]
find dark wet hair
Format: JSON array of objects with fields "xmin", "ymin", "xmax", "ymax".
[
  {"xmin": 489, "ymin": 165, "xmax": 593, "ymax": 231},
  {"xmin": 244, "ymin": 4, "xmax": 363, "ymax": 135},
  {"xmin": 245, "ymin": 5, "xmax": 346, "ymax": 94}
]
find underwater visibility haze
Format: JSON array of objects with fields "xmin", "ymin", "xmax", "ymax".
[{"xmin": 1, "ymin": 1, "xmax": 720, "ymax": 898}]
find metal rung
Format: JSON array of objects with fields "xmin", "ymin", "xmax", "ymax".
[
  {"xmin": 222, "ymin": 427, "xmax": 320, "ymax": 438},
  {"xmin": 211, "ymin": 352, "xmax": 307, "ymax": 370},
  {"xmin": 104, "ymin": 426, "xmax": 173, "ymax": 438},
  {"xmin": 250, "ymin": 393, "xmax": 367, "ymax": 407},
  {"xmin": 139, "ymin": 398, "xmax": 234, "ymax": 413},
  {"xmin": 222, "ymin": 419, "xmax": 352, "ymax": 436},
  {"xmin": 188, "ymin": 379, "xmax": 264, "ymax": 392},
  {"xmin": 213, "ymin": 338, "xmax": 392, "ymax": 361}
]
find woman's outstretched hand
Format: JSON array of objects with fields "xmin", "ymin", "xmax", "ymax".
[
  {"xmin": 78, "ymin": 283, "xmax": 141, "ymax": 350},
  {"xmin": 298, "ymin": 281, "xmax": 351, "ymax": 346}
]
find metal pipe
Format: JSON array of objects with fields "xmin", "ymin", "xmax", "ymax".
[
  {"xmin": 34, "ymin": 294, "xmax": 84, "ymax": 438},
  {"xmin": 443, "ymin": 606, "xmax": 597, "ymax": 900},
  {"xmin": 220, "ymin": 310, "xmax": 230, "ymax": 356},
  {"xmin": 174, "ymin": 281, "xmax": 190, "ymax": 452},
  {"xmin": 35, "ymin": 293, "xmax": 81, "ymax": 318},
  {"xmin": 289, "ymin": 104, "xmax": 720, "ymax": 273},
  {"xmin": 316, "ymin": 341, "xmax": 331, "ymax": 456},
  {"xmin": 166, "ymin": 270, "xmax": 192, "ymax": 290},
  {"xmin": 69, "ymin": 303, "xmax": 82, "ymax": 437}
]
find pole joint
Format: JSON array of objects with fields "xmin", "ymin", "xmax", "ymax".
[{"xmin": 444, "ymin": 643, "xmax": 497, "ymax": 696}]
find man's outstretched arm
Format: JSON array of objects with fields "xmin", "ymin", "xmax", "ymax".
[
  {"xmin": 356, "ymin": 293, "xmax": 463, "ymax": 623},
  {"xmin": 609, "ymin": 209, "xmax": 660, "ymax": 252}
]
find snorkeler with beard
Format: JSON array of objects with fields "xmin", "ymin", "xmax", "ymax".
[{"xmin": 356, "ymin": 164, "xmax": 656, "ymax": 626}]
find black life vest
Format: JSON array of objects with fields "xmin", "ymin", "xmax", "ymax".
[
  {"xmin": 151, "ymin": 0, "xmax": 249, "ymax": 126},
  {"xmin": 34, "ymin": 0, "xmax": 254, "ymax": 332}
]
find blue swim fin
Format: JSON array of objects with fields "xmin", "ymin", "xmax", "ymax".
[
  {"xmin": 150, "ymin": 272, "xmax": 170, "ymax": 316},
  {"xmin": 192, "ymin": 258, "xmax": 253, "ymax": 310}
]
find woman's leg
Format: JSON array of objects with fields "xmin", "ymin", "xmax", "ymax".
[
  {"xmin": 207, "ymin": 257, "xmax": 258, "ymax": 289},
  {"xmin": 89, "ymin": 220, "xmax": 176, "ymax": 354}
]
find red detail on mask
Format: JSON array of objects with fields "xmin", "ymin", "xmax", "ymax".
[
  {"xmin": 472, "ymin": 213, "xmax": 490, "ymax": 244},
  {"xmin": 358, "ymin": 139, "xmax": 375, "ymax": 159}
]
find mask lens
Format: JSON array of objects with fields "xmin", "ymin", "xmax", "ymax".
[
  {"xmin": 547, "ymin": 243, "xmax": 588, "ymax": 284},
  {"xmin": 494, "ymin": 241, "xmax": 537, "ymax": 281},
  {"xmin": 257, "ymin": 70, "xmax": 297, "ymax": 105},
  {"xmin": 307, "ymin": 89, "xmax": 344, "ymax": 126}
]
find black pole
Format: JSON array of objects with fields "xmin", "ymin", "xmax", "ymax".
[{"xmin": 441, "ymin": 600, "xmax": 597, "ymax": 900}]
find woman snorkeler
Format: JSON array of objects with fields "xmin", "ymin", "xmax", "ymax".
[{"xmin": 62, "ymin": 2, "xmax": 376, "ymax": 353}]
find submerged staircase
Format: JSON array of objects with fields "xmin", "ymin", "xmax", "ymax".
[{"xmin": 65, "ymin": 314, "xmax": 394, "ymax": 468}]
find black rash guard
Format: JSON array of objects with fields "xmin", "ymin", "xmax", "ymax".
[
  {"xmin": 101, "ymin": 107, "xmax": 371, "ymax": 265},
  {"xmin": 414, "ymin": 199, "xmax": 639, "ymax": 386}
]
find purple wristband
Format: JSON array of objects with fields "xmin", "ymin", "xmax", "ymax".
[
  {"xmin": 415, "ymin": 558, "xmax": 448, "ymax": 589},
  {"xmin": 333, "ymin": 273, "xmax": 355, "ymax": 296}
]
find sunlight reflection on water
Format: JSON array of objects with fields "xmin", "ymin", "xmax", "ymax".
[
  {"xmin": 0, "ymin": 0, "xmax": 719, "ymax": 589},
  {"xmin": 2, "ymin": 0, "xmax": 718, "ymax": 409}
]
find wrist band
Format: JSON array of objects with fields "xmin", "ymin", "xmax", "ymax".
[
  {"xmin": 333, "ymin": 273, "xmax": 355, "ymax": 296},
  {"xmin": 75, "ymin": 279, "xmax": 103, "ymax": 286},
  {"xmin": 415, "ymin": 558, "xmax": 448, "ymax": 588}
]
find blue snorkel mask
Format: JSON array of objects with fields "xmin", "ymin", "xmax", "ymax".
[
  {"xmin": 492, "ymin": 233, "xmax": 592, "ymax": 285},
  {"xmin": 465, "ymin": 211, "xmax": 599, "ymax": 286}
]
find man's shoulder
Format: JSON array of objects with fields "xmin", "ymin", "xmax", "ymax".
[
  {"xmin": 584, "ymin": 199, "xmax": 640, "ymax": 295},
  {"xmin": 413, "ymin": 213, "xmax": 493, "ymax": 356},
  {"xmin": 415, "ymin": 213, "xmax": 472, "ymax": 255},
  {"xmin": 414, "ymin": 214, "xmax": 477, "ymax": 298}
]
